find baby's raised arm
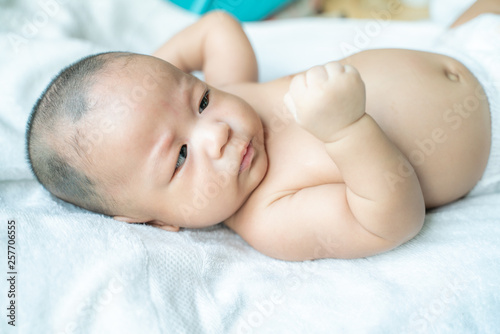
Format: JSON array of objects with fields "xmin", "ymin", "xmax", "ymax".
[
  {"xmin": 153, "ymin": 11, "xmax": 258, "ymax": 87},
  {"xmin": 239, "ymin": 63, "xmax": 426, "ymax": 260}
]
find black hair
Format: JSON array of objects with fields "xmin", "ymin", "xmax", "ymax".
[{"xmin": 26, "ymin": 51, "xmax": 132, "ymax": 215}]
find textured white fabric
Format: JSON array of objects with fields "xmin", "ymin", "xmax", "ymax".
[{"xmin": 1, "ymin": 1, "xmax": 500, "ymax": 333}]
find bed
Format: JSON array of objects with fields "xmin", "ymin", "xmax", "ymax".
[{"xmin": 1, "ymin": 0, "xmax": 499, "ymax": 333}]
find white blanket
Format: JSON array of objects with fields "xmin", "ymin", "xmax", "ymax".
[{"xmin": 1, "ymin": 0, "xmax": 499, "ymax": 333}]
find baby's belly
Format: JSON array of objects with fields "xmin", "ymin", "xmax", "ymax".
[{"xmin": 341, "ymin": 49, "xmax": 491, "ymax": 207}]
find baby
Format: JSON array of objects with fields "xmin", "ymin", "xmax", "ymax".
[{"xmin": 26, "ymin": 0, "xmax": 499, "ymax": 260}]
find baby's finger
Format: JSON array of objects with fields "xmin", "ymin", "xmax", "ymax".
[
  {"xmin": 324, "ymin": 61, "xmax": 345, "ymax": 78},
  {"xmin": 283, "ymin": 92, "xmax": 298, "ymax": 121},
  {"xmin": 344, "ymin": 64, "xmax": 357, "ymax": 73},
  {"xmin": 289, "ymin": 73, "xmax": 306, "ymax": 96},
  {"xmin": 306, "ymin": 66, "xmax": 328, "ymax": 87}
]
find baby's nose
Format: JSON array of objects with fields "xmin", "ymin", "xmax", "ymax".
[{"xmin": 200, "ymin": 121, "xmax": 230, "ymax": 159}]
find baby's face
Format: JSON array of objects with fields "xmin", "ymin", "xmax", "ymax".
[{"xmin": 90, "ymin": 55, "xmax": 267, "ymax": 229}]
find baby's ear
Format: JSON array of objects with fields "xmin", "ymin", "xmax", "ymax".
[
  {"xmin": 147, "ymin": 220, "xmax": 180, "ymax": 232},
  {"xmin": 113, "ymin": 215, "xmax": 143, "ymax": 224},
  {"xmin": 113, "ymin": 216, "xmax": 180, "ymax": 232}
]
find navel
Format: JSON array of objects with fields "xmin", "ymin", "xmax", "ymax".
[{"xmin": 445, "ymin": 69, "xmax": 460, "ymax": 82}]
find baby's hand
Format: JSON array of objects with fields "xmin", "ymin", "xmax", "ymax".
[{"xmin": 284, "ymin": 62, "xmax": 366, "ymax": 143}]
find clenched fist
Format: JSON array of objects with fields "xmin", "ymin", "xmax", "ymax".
[{"xmin": 284, "ymin": 62, "xmax": 366, "ymax": 143}]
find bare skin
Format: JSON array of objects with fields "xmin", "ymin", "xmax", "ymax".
[{"xmin": 102, "ymin": 2, "xmax": 493, "ymax": 260}]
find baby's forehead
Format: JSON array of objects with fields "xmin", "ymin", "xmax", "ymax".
[
  {"xmin": 119, "ymin": 54, "xmax": 184, "ymax": 79},
  {"xmin": 88, "ymin": 55, "xmax": 199, "ymax": 126},
  {"xmin": 102, "ymin": 56, "xmax": 191, "ymax": 95}
]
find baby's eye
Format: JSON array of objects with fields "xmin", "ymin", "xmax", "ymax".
[
  {"xmin": 199, "ymin": 89, "xmax": 210, "ymax": 113},
  {"xmin": 176, "ymin": 145, "xmax": 187, "ymax": 171}
]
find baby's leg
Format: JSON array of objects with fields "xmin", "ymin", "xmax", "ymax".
[{"xmin": 450, "ymin": 0, "xmax": 500, "ymax": 28}]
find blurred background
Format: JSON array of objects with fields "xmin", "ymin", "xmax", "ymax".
[{"xmin": 167, "ymin": 0, "xmax": 430, "ymax": 21}]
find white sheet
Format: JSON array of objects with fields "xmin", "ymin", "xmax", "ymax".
[{"xmin": 1, "ymin": 0, "xmax": 499, "ymax": 333}]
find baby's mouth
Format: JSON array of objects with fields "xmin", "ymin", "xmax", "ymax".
[{"xmin": 239, "ymin": 141, "xmax": 254, "ymax": 173}]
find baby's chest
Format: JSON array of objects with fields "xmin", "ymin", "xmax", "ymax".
[{"xmin": 259, "ymin": 122, "xmax": 342, "ymax": 197}]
